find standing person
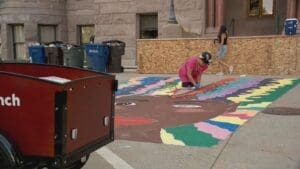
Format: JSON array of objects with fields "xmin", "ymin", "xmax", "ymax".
[
  {"xmin": 216, "ymin": 25, "xmax": 233, "ymax": 75},
  {"xmin": 178, "ymin": 52, "xmax": 212, "ymax": 89}
]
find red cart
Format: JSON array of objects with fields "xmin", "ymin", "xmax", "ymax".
[{"xmin": 0, "ymin": 63, "xmax": 117, "ymax": 169}]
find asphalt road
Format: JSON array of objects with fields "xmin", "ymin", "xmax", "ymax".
[{"xmin": 82, "ymin": 73, "xmax": 300, "ymax": 169}]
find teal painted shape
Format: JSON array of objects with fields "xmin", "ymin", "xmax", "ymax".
[{"xmin": 165, "ymin": 125, "xmax": 219, "ymax": 147}]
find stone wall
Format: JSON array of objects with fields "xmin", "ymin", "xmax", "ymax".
[
  {"xmin": 225, "ymin": 0, "xmax": 288, "ymax": 36},
  {"xmin": 65, "ymin": 0, "xmax": 205, "ymax": 67},
  {"xmin": 137, "ymin": 35, "xmax": 300, "ymax": 75},
  {"xmin": 66, "ymin": 0, "xmax": 96, "ymax": 44},
  {"xmin": 0, "ymin": 0, "xmax": 206, "ymax": 66},
  {"xmin": 0, "ymin": 0, "xmax": 67, "ymax": 60}
]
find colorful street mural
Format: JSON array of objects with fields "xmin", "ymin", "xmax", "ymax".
[{"xmin": 115, "ymin": 77, "xmax": 299, "ymax": 147}]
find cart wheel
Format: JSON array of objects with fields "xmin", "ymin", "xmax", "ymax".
[
  {"xmin": 0, "ymin": 152, "xmax": 11, "ymax": 169},
  {"xmin": 66, "ymin": 154, "xmax": 90, "ymax": 169},
  {"xmin": 0, "ymin": 134, "xmax": 21, "ymax": 169}
]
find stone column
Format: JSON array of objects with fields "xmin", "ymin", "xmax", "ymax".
[
  {"xmin": 297, "ymin": 0, "xmax": 300, "ymax": 33},
  {"xmin": 297, "ymin": 0, "xmax": 300, "ymax": 20},
  {"xmin": 1, "ymin": 24, "xmax": 13, "ymax": 60},
  {"xmin": 0, "ymin": 24, "xmax": 6, "ymax": 60},
  {"xmin": 207, "ymin": 0, "xmax": 215, "ymax": 28},
  {"xmin": 286, "ymin": 0, "xmax": 297, "ymax": 18},
  {"xmin": 24, "ymin": 23, "xmax": 38, "ymax": 43},
  {"xmin": 215, "ymin": 0, "xmax": 225, "ymax": 28}
]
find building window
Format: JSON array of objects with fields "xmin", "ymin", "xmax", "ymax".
[
  {"xmin": 78, "ymin": 25, "xmax": 95, "ymax": 68},
  {"xmin": 249, "ymin": 0, "xmax": 274, "ymax": 16},
  {"xmin": 79, "ymin": 25, "xmax": 95, "ymax": 45},
  {"xmin": 139, "ymin": 14, "xmax": 158, "ymax": 39},
  {"xmin": 12, "ymin": 25, "xmax": 26, "ymax": 60},
  {"xmin": 38, "ymin": 25, "xmax": 57, "ymax": 44}
]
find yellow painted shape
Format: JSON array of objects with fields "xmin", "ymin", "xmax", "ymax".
[
  {"xmin": 118, "ymin": 77, "xmax": 144, "ymax": 89},
  {"xmin": 228, "ymin": 110, "xmax": 258, "ymax": 117},
  {"xmin": 227, "ymin": 79, "xmax": 294, "ymax": 103},
  {"xmin": 151, "ymin": 83, "xmax": 182, "ymax": 96},
  {"xmin": 211, "ymin": 116, "xmax": 247, "ymax": 125},
  {"xmin": 238, "ymin": 102, "xmax": 271, "ymax": 109},
  {"xmin": 160, "ymin": 129, "xmax": 185, "ymax": 146}
]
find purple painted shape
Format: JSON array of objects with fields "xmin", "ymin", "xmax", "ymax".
[
  {"xmin": 194, "ymin": 122, "xmax": 232, "ymax": 140},
  {"xmin": 133, "ymin": 77, "xmax": 178, "ymax": 95},
  {"xmin": 197, "ymin": 78, "xmax": 265, "ymax": 101}
]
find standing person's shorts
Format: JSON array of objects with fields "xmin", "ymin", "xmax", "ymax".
[{"xmin": 218, "ymin": 45, "xmax": 228, "ymax": 60}]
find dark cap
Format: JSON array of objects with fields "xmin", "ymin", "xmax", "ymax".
[{"xmin": 199, "ymin": 52, "xmax": 212, "ymax": 65}]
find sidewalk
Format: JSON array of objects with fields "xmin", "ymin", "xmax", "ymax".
[{"xmin": 211, "ymin": 84, "xmax": 300, "ymax": 169}]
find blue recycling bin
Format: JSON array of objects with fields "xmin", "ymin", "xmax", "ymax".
[
  {"xmin": 284, "ymin": 18, "xmax": 298, "ymax": 35},
  {"xmin": 85, "ymin": 44, "xmax": 109, "ymax": 72},
  {"xmin": 28, "ymin": 46, "xmax": 46, "ymax": 64}
]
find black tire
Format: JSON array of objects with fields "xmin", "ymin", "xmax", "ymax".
[
  {"xmin": 0, "ymin": 149, "xmax": 12, "ymax": 169},
  {"xmin": 0, "ymin": 138, "xmax": 17, "ymax": 169}
]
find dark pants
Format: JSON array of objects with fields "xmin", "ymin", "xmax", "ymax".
[{"xmin": 182, "ymin": 82, "xmax": 194, "ymax": 87}]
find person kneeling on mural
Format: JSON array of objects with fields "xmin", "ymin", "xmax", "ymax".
[{"xmin": 178, "ymin": 52, "xmax": 212, "ymax": 89}]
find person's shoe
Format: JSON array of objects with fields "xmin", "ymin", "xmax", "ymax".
[
  {"xmin": 216, "ymin": 72, "xmax": 224, "ymax": 76},
  {"xmin": 229, "ymin": 66, "xmax": 234, "ymax": 75}
]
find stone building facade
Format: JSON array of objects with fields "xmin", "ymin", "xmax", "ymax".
[
  {"xmin": 0, "ymin": 0, "xmax": 299, "ymax": 68},
  {"xmin": 0, "ymin": 0, "xmax": 67, "ymax": 61}
]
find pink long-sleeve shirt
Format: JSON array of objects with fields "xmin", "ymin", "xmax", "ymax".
[{"xmin": 178, "ymin": 56, "xmax": 208, "ymax": 83}]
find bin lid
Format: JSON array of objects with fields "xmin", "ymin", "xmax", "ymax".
[
  {"xmin": 285, "ymin": 18, "xmax": 298, "ymax": 21},
  {"xmin": 85, "ymin": 43, "xmax": 109, "ymax": 48},
  {"xmin": 29, "ymin": 45, "xmax": 44, "ymax": 48},
  {"xmin": 102, "ymin": 40, "xmax": 125, "ymax": 47}
]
